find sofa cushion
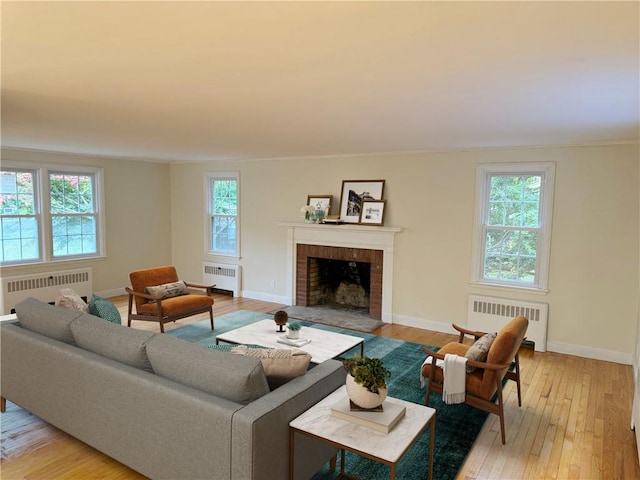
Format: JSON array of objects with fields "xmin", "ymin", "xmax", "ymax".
[
  {"xmin": 15, "ymin": 297, "xmax": 82, "ymax": 345},
  {"xmin": 70, "ymin": 313, "xmax": 155, "ymax": 372},
  {"xmin": 230, "ymin": 345, "xmax": 311, "ymax": 389},
  {"xmin": 55, "ymin": 288, "xmax": 90, "ymax": 313},
  {"xmin": 146, "ymin": 334, "xmax": 270, "ymax": 404},
  {"xmin": 88, "ymin": 294, "xmax": 122, "ymax": 324}
]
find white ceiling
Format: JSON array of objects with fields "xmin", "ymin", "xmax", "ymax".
[{"xmin": 2, "ymin": 1, "xmax": 638, "ymax": 163}]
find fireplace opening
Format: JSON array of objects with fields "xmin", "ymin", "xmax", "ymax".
[
  {"xmin": 296, "ymin": 244, "xmax": 383, "ymax": 320},
  {"xmin": 309, "ymin": 258, "xmax": 371, "ymax": 313}
]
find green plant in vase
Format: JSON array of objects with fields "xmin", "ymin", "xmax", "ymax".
[
  {"xmin": 287, "ymin": 321, "xmax": 302, "ymax": 339},
  {"xmin": 343, "ymin": 354, "xmax": 391, "ymax": 409}
]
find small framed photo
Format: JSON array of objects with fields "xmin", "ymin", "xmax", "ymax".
[
  {"xmin": 339, "ymin": 180, "xmax": 385, "ymax": 223},
  {"xmin": 359, "ymin": 200, "xmax": 386, "ymax": 225},
  {"xmin": 307, "ymin": 195, "xmax": 333, "ymax": 214}
]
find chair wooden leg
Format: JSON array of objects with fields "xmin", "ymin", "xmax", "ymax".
[
  {"xmin": 159, "ymin": 320, "xmax": 165, "ymax": 333},
  {"xmin": 1, "ymin": 396, "xmax": 6, "ymax": 413},
  {"xmin": 127, "ymin": 295, "xmax": 134, "ymax": 328},
  {"xmin": 495, "ymin": 372, "xmax": 506, "ymax": 445},
  {"xmin": 209, "ymin": 308, "xmax": 214, "ymax": 330},
  {"xmin": 514, "ymin": 352, "xmax": 522, "ymax": 407},
  {"xmin": 329, "ymin": 453, "xmax": 337, "ymax": 472}
]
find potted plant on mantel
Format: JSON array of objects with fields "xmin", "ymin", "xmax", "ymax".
[{"xmin": 343, "ymin": 355, "xmax": 391, "ymax": 409}]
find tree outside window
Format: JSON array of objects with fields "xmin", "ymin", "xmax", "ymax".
[
  {"xmin": 472, "ymin": 163, "xmax": 555, "ymax": 291},
  {"xmin": 208, "ymin": 174, "xmax": 239, "ymax": 256},
  {"xmin": 0, "ymin": 165, "xmax": 103, "ymax": 265}
]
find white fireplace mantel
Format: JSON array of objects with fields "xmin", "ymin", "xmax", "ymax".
[{"xmin": 279, "ymin": 221, "xmax": 402, "ymax": 323}]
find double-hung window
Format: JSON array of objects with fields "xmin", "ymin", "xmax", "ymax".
[
  {"xmin": 0, "ymin": 164, "xmax": 104, "ymax": 265},
  {"xmin": 206, "ymin": 173, "xmax": 239, "ymax": 257},
  {"xmin": 471, "ymin": 163, "xmax": 555, "ymax": 291}
]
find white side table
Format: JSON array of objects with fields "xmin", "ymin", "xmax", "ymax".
[{"xmin": 289, "ymin": 386, "xmax": 436, "ymax": 480}]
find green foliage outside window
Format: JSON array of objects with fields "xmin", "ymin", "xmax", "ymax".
[
  {"xmin": 0, "ymin": 170, "xmax": 98, "ymax": 263},
  {"xmin": 49, "ymin": 174, "xmax": 97, "ymax": 257},
  {"xmin": 211, "ymin": 178, "xmax": 238, "ymax": 254},
  {"xmin": 483, "ymin": 175, "xmax": 541, "ymax": 283}
]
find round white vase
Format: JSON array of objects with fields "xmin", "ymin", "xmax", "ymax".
[{"xmin": 345, "ymin": 374, "xmax": 387, "ymax": 409}]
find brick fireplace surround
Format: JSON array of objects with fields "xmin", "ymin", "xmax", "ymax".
[
  {"xmin": 281, "ymin": 222, "xmax": 401, "ymax": 323},
  {"xmin": 296, "ymin": 244, "xmax": 383, "ymax": 319}
]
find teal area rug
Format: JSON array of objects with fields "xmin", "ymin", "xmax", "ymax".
[{"xmin": 167, "ymin": 310, "xmax": 488, "ymax": 480}]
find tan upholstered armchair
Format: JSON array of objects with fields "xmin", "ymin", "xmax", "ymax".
[
  {"xmin": 421, "ymin": 316, "xmax": 528, "ymax": 444},
  {"xmin": 126, "ymin": 266, "xmax": 214, "ymax": 333}
]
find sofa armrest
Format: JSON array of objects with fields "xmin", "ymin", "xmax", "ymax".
[{"xmin": 231, "ymin": 359, "xmax": 345, "ymax": 480}]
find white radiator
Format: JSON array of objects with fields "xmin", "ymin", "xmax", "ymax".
[
  {"xmin": 203, "ymin": 262, "xmax": 241, "ymax": 297},
  {"xmin": 1, "ymin": 268, "xmax": 93, "ymax": 314},
  {"xmin": 467, "ymin": 294, "xmax": 548, "ymax": 352}
]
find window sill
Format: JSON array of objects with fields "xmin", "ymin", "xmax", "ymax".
[{"xmin": 470, "ymin": 280, "xmax": 549, "ymax": 296}]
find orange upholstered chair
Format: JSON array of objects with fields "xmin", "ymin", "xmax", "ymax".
[
  {"xmin": 126, "ymin": 266, "xmax": 214, "ymax": 333},
  {"xmin": 421, "ymin": 316, "xmax": 528, "ymax": 444}
]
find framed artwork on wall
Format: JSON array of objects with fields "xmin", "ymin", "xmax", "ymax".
[
  {"xmin": 359, "ymin": 200, "xmax": 386, "ymax": 225},
  {"xmin": 339, "ymin": 180, "xmax": 385, "ymax": 223}
]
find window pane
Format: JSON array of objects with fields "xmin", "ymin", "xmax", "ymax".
[
  {"xmin": 212, "ymin": 216, "xmax": 237, "ymax": 253},
  {"xmin": 0, "ymin": 216, "xmax": 39, "ymax": 262},
  {"xmin": 50, "ymin": 173, "xmax": 95, "ymax": 214},
  {"xmin": 1, "ymin": 171, "xmax": 35, "ymax": 215},
  {"xmin": 484, "ymin": 228, "xmax": 537, "ymax": 283},
  {"xmin": 52, "ymin": 214, "xmax": 97, "ymax": 257},
  {"xmin": 488, "ymin": 175, "xmax": 540, "ymax": 228},
  {"xmin": 213, "ymin": 180, "xmax": 237, "ymax": 215}
]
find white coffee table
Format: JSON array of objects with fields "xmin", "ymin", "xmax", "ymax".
[
  {"xmin": 215, "ymin": 319, "xmax": 364, "ymax": 364},
  {"xmin": 289, "ymin": 386, "xmax": 436, "ymax": 480}
]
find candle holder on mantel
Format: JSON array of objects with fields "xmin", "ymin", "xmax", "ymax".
[{"xmin": 274, "ymin": 310, "xmax": 289, "ymax": 332}]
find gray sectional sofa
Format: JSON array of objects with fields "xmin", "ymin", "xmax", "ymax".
[{"xmin": 0, "ymin": 298, "xmax": 345, "ymax": 479}]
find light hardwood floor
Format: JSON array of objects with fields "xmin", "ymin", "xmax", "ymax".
[{"xmin": 1, "ymin": 294, "xmax": 639, "ymax": 479}]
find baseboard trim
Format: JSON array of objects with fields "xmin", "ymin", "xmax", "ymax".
[
  {"xmin": 393, "ymin": 314, "xmax": 458, "ymax": 336},
  {"xmin": 546, "ymin": 341, "xmax": 631, "ymax": 365},
  {"xmin": 241, "ymin": 290, "xmax": 290, "ymax": 305},
  {"xmin": 95, "ymin": 287, "xmax": 127, "ymax": 298},
  {"xmin": 396, "ymin": 314, "xmax": 632, "ymax": 365}
]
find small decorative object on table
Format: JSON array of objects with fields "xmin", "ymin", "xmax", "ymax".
[
  {"xmin": 287, "ymin": 321, "xmax": 302, "ymax": 339},
  {"xmin": 273, "ymin": 310, "xmax": 289, "ymax": 332},
  {"xmin": 343, "ymin": 354, "xmax": 391, "ymax": 410}
]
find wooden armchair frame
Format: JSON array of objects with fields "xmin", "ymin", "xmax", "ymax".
[
  {"xmin": 422, "ymin": 318, "xmax": 527, "ymax": 445},
  {"xmin": 126, "ymin": 266, "xmax": 215, "ymax": 333}
]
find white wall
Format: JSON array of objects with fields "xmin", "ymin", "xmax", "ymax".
[
  {"xmin": 1, "ymin": 148, "xmax": 173, "ymax": 295},
  {"xmin": 170, "ymin": 144, "xmax": 639, "ymax": 363},
  {"xmin": 4, "ymin": 144, "xmax": 637, "ymax": 363}
]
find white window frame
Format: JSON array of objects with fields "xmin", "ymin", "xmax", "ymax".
[
  {"xmin": 471, "ymin": 162, "xmax": 555, "ymax": 292},
  {"xmin": 0, "ymin": 162, "xmax": 106, "ymax": 266},
  {"xmin": 205, "ymin": 172, "xmax": 240, "ymax": 258}
]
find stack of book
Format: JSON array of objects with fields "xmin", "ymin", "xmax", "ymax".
[
  {"xmin": 330, "ymin": 392, "xmax": 406, "ymax": 433},
  {"xmin": 277, "ymin": 335, "xmax": 311, "ymax": 347}
]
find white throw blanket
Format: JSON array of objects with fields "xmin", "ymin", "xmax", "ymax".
[
  {"xmin": 442, "ymin": 353, "xmax": 467, "ymax": 404},
  {"xmin": 420, "ymin": 356, "xmax": 443, "ymax": 388}
]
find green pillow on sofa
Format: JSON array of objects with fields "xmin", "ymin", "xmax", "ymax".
[{"xmin": 89, "ymin": 294, "xmax": 122, "ymax": 324}]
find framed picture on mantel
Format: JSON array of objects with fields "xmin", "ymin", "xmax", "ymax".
[
  {"xmin": 339, "ymin": 180, "xmax": 385, "ymax": 223},
  {"xmin": 360, "ymin": 200, "xmax": 386, "ymax": 226},
  {"xmin": 307, "ymin": 195, "xmax": 333, "ymax": 214}
]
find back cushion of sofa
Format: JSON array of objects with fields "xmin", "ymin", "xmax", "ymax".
[
  {"xmin": 15, "ymin": 297, "xmax": 82, "ymax": 345},
  {"xmin": 146, "ymin": 334, "xmax": 270, "ymax": 404},
  {"xmin": 70, "ymin": 313, "xmax": 155, "ymax": 372}
]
